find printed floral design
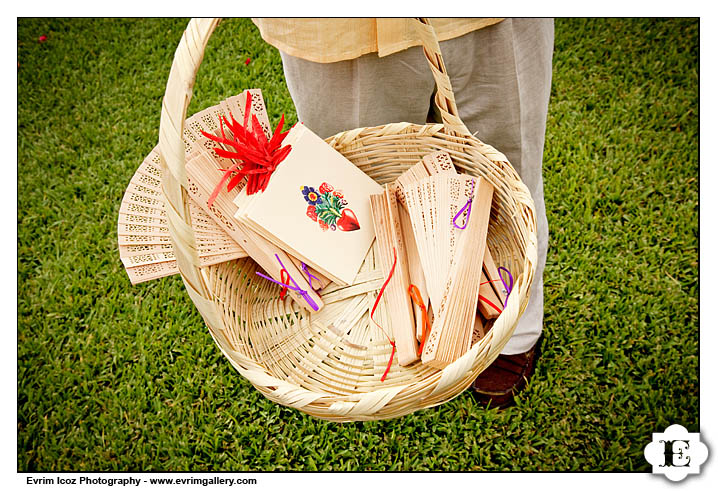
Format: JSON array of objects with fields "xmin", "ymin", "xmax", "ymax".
[
  {"xmin": 306, "ymin": 205, "xmax": 318, "ymax": 221},
  {"xmin": 301, "ymin": 182, "xmax": 360, "ymax": 232},
  {"xmin": 301, "ymin": 186, "xmax": 323, "ymax": 206}
]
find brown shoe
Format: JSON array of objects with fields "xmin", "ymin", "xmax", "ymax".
[{"xmin": 471, "ymin": 337, "xmax": 542, "ymax": 409}]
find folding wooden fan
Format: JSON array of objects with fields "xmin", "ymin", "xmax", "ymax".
[
  {"xmin": 404, "ymin": 170, "xmax": 471, "ymax": 309},
  {"xmin": 118, "ymin": 89, "xmax": 273, "ymax": 285},
  {"xmin": 397, "ymin": 150, "xmax": 504, "ymax": 322},
  {"xmin": 369, "ymin": 184, "xmax": 420, "ymax": 366},
  {"xmin": 394, "ymin": 151, "xmax": 451, "ymax": 340},
  {"xmin": 404, "ymin": 173, "xmax": 494, "ymax": 368},
  {"xmin": 118, "ymin": 147, "xmax": 248, "ymax": 284}
]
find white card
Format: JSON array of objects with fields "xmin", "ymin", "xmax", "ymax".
[{"xmin": 234, "ymin": 124, "xmax": 383, "ymax": 285}]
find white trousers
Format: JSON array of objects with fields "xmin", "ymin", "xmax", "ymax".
[{"xmin": 278, "ymin": 18, "xmax": 553, "ymax": 354}]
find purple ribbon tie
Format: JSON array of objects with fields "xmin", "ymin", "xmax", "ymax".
[
  {"xmin": 256, "ymin": 254, "xmax": 320, "ymax": 311},
  {"xmin": 301, "ymin": 262, "xmax": 323, "ymax": 292},
  {"xmin": 497, "ymin": 266, "xmax": 514, "ymax": 308},
  {"xmin": 452, "ymin": 179, "xmax": 476, "ymax": 230}
]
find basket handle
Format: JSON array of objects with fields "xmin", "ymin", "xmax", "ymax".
[
  {"xmin": 159, "ymin": 18, "xmax": 220, "ymax": 306},
  {"xmin": 413, "ymin": 18, "xmax": 472, "ymax": 138}
]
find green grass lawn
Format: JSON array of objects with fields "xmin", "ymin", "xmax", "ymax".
[{"xmin": 17, "ymin": 18, "xmax": 698, "ymax": 471}]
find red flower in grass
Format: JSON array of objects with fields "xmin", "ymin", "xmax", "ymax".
[
  {"xmin": 245, "ymin": 57, "xmax": 251, "ymax": 66},
  {"xmin": 38, "ymin": 35, "xmax": 47, "ymax": 43}
]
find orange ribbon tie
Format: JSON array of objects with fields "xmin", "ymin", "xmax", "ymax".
[{"xmin": 408, "ymin": 284, "xmax": 431, "ymax": 355}]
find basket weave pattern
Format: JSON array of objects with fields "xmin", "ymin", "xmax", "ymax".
[{"xmin": 157, "ymin": 18, "xmax": 537, "ymax": 421}]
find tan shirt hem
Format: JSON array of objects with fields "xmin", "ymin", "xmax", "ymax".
[{"xmin": 252, "ymin": 18, "xmax": 504, "ymax": 64}]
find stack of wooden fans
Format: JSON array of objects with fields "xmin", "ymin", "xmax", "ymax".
[
  {"xmin": 369, "ymin": 150, "xmax": 508, "ymax": 369},
  {"xmin": 117, "ymin": 91, "xmax": 266, "ymax": 284}
]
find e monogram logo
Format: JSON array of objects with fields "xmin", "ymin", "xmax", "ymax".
[
  {"xmin": 644, "ymin": 425, "xmax": 708, "ymax": 482},
  {"xmin": 659, "ymin": 439, "xmax": 691, "ymax": 467}
]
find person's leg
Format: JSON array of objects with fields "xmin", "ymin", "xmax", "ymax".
[
  {"xmin": 279, "ymin": 48, "xmax": 435, "ymax": 139},
  {"xmin": 277, "ymin": 20, "xmax": 553, "ymax": 407},
  {"xmin": 440, "ymin": 18, "xmax": 553, "ymax": 355}
]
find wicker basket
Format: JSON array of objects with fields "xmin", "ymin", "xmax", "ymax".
[{"xmin": 157, "ymin": 18, "xmax": 537, "ymax": 421}]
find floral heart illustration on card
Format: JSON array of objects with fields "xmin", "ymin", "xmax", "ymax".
[{"xmin": 302, "ymin": 182, "xmax": 360, "ymax": 232}]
